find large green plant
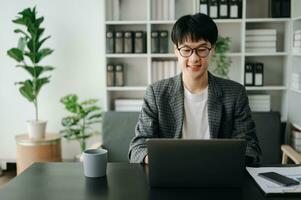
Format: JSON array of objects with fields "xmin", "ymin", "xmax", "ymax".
[
  {"xmin": 211, "ymin": 36, "xmax": 231, "ymax": 79},
  {"xmin": 60, "ymin": 94, "xmax": 102, "ymax": 153},
  {"xmin": 7, "ymin": 7, "xmax": 54, "ymax": 121}
]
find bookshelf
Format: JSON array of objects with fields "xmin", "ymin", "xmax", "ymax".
[{"xmin": 104, "ymin": 0, "xmax": 296, "ymax": 121}]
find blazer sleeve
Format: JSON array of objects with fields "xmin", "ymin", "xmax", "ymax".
[
  {"xmin": 128, "ymin": 85, "xmax": 159, "ymax": 163},
  {"xmin": 232, "ymin": 86, "xmax": 262, "ymax": 163}
]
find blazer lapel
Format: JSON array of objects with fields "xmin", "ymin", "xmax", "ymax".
[
  {"xmin": 208, "ymin": 73, "xmax": 223, "ymax": 138},
  {"xmin": 169, "ymin": 74, "xmax": 184, "ymax": 138}
]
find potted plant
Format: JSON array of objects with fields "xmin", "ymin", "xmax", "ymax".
[
  {"xmin": 60, "ymin": 94, "xmax": 102, "ymax": 160},
  {"xmin": 211, "ymin": 36, "xmax": 232, "ymax": 79},
  {"xmin": 7, "ymin": 7, "xmax": 54, "ymax": 139}
]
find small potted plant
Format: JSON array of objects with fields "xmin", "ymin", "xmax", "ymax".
[
  {"xmin": 60, "ymin": 94, "xmax": 102, "ymax": 160},
  {"xmin": 7, "ymin": 7, "xmax": 54, "ymax": 139},
  {"xmin": 211, "ymin": 36, "xmax": 232, "ymax": 79}
]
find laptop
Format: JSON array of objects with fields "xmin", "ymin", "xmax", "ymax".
[{"xmin": 146, "ymin": 139, "xmax": 247, "ymax": 188}]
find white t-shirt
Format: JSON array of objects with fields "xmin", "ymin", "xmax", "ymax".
[{"xmin": 182, "ymin": 86, "xmax": 210, "ymax": 139}]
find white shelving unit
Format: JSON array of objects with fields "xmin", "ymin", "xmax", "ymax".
[
  {"xmin": 104, "ymin": 0, "xmax": 296, "ymax": 121},
  {"xmin": 286, "ymin": 0, "xmax": 301, "ymax": 141}
]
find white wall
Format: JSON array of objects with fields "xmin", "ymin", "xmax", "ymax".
[{"xmin": 0, "ymin": 0, "xmax": 105, "ymax": 162}]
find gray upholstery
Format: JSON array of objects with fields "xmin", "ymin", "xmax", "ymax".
[
  {"xmin": 252, "ymin": 112, "xmax": 282, "ymax": 164},
  {"xmin": 102, "ymin": 111, "xmax": 281, "ymax": 164},
  {"xmin": 102, "ymin": 112, "xmax": 139, "ymax": 162}
]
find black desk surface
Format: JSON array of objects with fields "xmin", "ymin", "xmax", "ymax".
[{"xmin": 0, "ymin": 162, "xmax": 300, "ymax": 200}]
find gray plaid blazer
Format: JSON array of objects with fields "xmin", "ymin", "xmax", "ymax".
[{"xmin": 128, "ymin": 72, "xmax": 261, "ymax": 163}]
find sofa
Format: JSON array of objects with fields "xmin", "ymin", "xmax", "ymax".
[{"xmin": 101, "ymin": 111, "xmax": 283, "ymax": 164}]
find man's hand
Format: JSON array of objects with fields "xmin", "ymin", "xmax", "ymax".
[{"xmin": 144, "ymin": 155, "xmax": 149, "ymax": 164}]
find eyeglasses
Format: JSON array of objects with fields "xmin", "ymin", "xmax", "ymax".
[{"xmin": 177, "ymin": 46, "xmax": 212, "ymax": 58}]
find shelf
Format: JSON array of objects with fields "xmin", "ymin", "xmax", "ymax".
[
  {"xmin": 292, "ymin": 16, "xmax": 301, "ymax": 21},
  {"xmin": 106, "ymin": 54, "xmax": 148, "ymax": 58},
  {"xmin": 214, "ymin": 19, "xmax": 243, "ymax": 23},
  {"xmin": 105, "ymin": 21, "xmax": 147, "ymax": 25},
  {"xmin": 225, "ymin": 52, "xmax": 242, "ymax": 56},
  {"xmin": 245, "ymin": 52, "xmax": 288, "ymax": 56},
  {"xmin": 150, "ymin": 20, "xmax": 175, "ymax": 24},
  {"xmin": 292, "ymin": 53, "xmax": 301, "ymax": 57},
  {"xmin": 245, "ymin": 18, "xmax": 290, "ymax": 23},
  {"xmin": 107, "ymin": 86, "xmax": 147, "ymax": 91},
  {"xmin": 290, "ymin": 88, "xmax": 301, "ymax": 94},
  {"xmin": 151, "ymin": 53, "xmax": 176, "ymax": 58},
  {"xmin": 246, "ymin": 86, "xmax": 287, "ymax": 91}
]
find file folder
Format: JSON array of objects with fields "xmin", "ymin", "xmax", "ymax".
[
  {"xmin": 209, "ymin": 0, "xmax": 218, "ymax": 19},
  {"xmin": 219, "ymin": 0, "xmax": 229, "ymax": 18},
  {"xmin": 199, "ymin": 0, "xmax": 209, "ymax": 15}
]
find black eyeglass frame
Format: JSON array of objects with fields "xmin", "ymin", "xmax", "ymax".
[{"xmin": 177, "ymin": 46, "xmax": 212, "ymax": 58}]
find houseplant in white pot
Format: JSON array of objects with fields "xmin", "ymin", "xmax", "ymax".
[
  {"xmin": 60, "ymin": 94, "xmax": 102, "ymax": 161},
  {"xmin": 7, "ymin": 7, "xmax": 54, "ymax": 139}
]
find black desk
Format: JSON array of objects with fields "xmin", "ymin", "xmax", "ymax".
[{"xmin": 0, "ymin": 163, "xmax": 300, "ymax": 200}]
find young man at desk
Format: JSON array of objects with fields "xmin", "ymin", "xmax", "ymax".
[{"xmin": 128, "ymin": 13, "xmax": 261, "ymax": 165}]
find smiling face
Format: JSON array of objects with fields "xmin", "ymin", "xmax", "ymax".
[{"xmin": 175, "ymin": 39, "xmax": 214, "ymax": 83}]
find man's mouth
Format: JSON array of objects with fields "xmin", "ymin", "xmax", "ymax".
[{"xmin": 187, "ymin": 65, "xmax": 202, "ymax": 72}]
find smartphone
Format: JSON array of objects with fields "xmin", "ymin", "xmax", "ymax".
[{"xmin": 258, "ymin": 172, "xmax": 300, "ymax": 186}]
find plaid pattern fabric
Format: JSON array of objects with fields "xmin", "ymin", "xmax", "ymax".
[{"xmin": 128, "ymin": 72, "xmax": 261, "ymax": 163}]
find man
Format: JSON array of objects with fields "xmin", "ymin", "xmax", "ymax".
[{"xmin": 128, "ymin": 13, "xmax": 261, "ymax": 165}]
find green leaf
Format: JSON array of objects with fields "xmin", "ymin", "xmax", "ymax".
[
  {"xmin": 88, "ymin": 113, "xmax": 102, "ymax": 120},
  {"xmin": 14, "ymin": 29, "xmax": 30, "ymax": 38},
  {"xmin": 61, "ymin": 116, "xmax": 80, "ymax": 127},
  {"xmin": 7, "ymin": 48, "xmax": 24, "ymax": 62},
  {"xmin": 81, "ymin": 99, "xmax": 98, "ymax": 105},
  {"xmin": 36, "ymin": 48, "xmax": 53, "ymax": 63},
  {"xmin": 37, "ymin": 35, "xmax": 50, "ymax": 50},
  {"xmin": 35, "ymin": 77, "xmax": 50, "ymax": 94},
  {"xmin": 18, "ymin": 80, "xmax": 35, "ymax": 102},
  {"xmin": 60, "ymin": 94, "xmax": 78, "ymax": 104},
  {"xmin": 60, "ymin": 95, "xmax": 85, "ymax": 114}
]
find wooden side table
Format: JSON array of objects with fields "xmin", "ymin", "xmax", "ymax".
[{"xmin": 15, "ymin": 134, "xmax": 62, "ymax": 175}]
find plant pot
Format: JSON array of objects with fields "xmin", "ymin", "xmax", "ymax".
[{"xmin": 26, "ymin": 120, "xmax": 47, "ymax": 139}]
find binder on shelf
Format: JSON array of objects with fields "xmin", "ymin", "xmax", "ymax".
[
  {"xmin": 254, "ymin": 63, "xmax": 264, "ymax": 86},
  {"xmin": 270, "ymin": 0, "xmax": 290, "ymax": 18},
  {"xmin": 124, "ymin": 31, "xmax": 133, "ymax": 53},
  {"xmin": 159, "ymin": 31, "xmax": 169, "ymax": 53},
  {"xmin": 280, "ymin": 0, "xmax": 290, "ymax": 17},
  {"xmin": 107, "ymin": 64, "xmax": 115, "ymax": 86},
  {"xmin": 209, "ymin": 0, "xmax": 218, "ymax": 19},
  {"xmin": 134, "ymin": 31, "xmax": 146, "ymax": 53},
  {"xmin": 229, "ymin": 0, "xmax": 239, "ymax": 18},
  {"xmin": 151, "ymin": 31, "xmax": 160, "ymax": 53},
  {"xmin": 115, "ymin": 31, "xmax": 124, "ymax": 53},
  {"xmin": 106, "ymin": 31, "xmax": 114, "ymax": 53},
  {"xmin": 244, "ymin": 63, "xmax": 254, "ymax": 86},
  {"xmin": 270, "ymin": 0, "xmax": 281, "ymax": 18},
  {"xmin": 219, "ymin": 0, "xmax": 229, "ymax": 19},
  {"xmin": 237, "ymin": 0, "xmax": 242, "ymax": 18},
  {"xmin": 115, "ymin": 64, "xmax": 124, "ymax": 86},
  {"xmin": 199, "ymin": 0, "xmax": 209, "ymax": 15}
]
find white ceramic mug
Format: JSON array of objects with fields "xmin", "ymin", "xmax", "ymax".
[{"xmin": 83, "ymin": 149, "xmax": 108, "ymax": 178}]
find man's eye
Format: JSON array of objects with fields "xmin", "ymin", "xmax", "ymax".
[
  {"xmin": 182, "ymin": 48, "xmax": 191, "ymax": 52},
  {"xmin": 197, "ymin": 48, "xmax": 207, "ymax": 52}
]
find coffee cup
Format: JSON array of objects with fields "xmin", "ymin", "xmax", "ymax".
[{"xmin": 83, "ymin": 148, "xmax": 108, "ymax": 178}]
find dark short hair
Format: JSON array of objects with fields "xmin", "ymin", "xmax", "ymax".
[{"xmin": 171, "ymin": 13, "xmax": 218, "ymax": 46}]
